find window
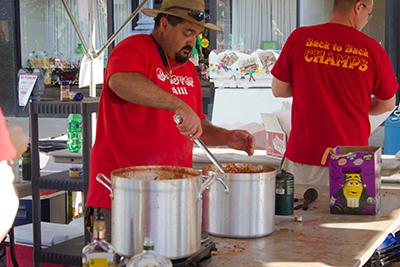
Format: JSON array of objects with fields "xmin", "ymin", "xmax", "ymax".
[
  {"xmin": 19, "ymin": 0, "xmax": 108, "ymax": 69},
  {"xmin": 216, "ymin": 0, "xmax": 385, "ymax": 51},
  {"xmin": 113, "ymin": 0, "xmax": 133, "ymax": 43},
  {"xmin": 299, "ymin": 0, "xmax": 386, "ymax": 45},
  {"xmin": 113, "ymin": 0, "xmax": 155, "ymax": 44},
  {"xmin": 298, "ymin": 0, "xmax": 334, "ymax": 26},
  {"xmin": 216, "ymin": 0, "xmax": 297, "ymax": 51}
]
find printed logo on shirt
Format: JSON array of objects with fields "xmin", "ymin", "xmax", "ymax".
[
  {"xmin": 156, "ymin": 67, "xmax": 194, "ymax": 95},
  {"xmin": 303, "ymin": 38, "xmax": 369, "ymax": 72}
]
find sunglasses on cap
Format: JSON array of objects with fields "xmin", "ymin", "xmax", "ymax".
[{"xmin": 166, "ymin": 6, "xmax": 210, "ymax": 22}]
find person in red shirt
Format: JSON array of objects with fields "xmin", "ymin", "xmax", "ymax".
[
  {"xmin": 271, "ymin": 0, "xmax": 398, "ymax": 184},
  {"xmin": 87, "ymin": 0, "xmax": 255, "ymax": 238},
  {"xmin": 0, "ymin": 108, "xmax": 28, "ymax": 241}
]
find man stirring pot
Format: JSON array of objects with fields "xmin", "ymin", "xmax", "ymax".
[{"xmin": 87, "ymin": 0, "xmax": 255, "ymax": 241}]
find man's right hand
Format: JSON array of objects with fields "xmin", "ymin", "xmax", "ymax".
[{"xmin": 175, "ymin": 104, "xmax": 202, "ymax": 140}]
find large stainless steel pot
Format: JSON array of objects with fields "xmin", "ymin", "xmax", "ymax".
[
  {"xmin": 96, "ymin": 165, "xmax": 226, "ymax": 259},
  {"xmin": 203, "ymin": 163, "xmax": 276, "ymax": 238}
]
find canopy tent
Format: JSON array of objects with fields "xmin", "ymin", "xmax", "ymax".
[{"xmin": 61, "ymin": 0, "xmax": 150, "ymax": 96}]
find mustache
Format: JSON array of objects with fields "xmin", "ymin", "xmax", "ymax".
[{"xmin": 179, "ymin": 46, "xmax": 193, "ymax": 52}]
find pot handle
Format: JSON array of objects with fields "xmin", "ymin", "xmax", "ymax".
[
  {"xmin": 96, "ymin": 173, "xmax": 113, "ymax": 200},
  {"xmin": 215, "ymin": 175, "xmax": 229, "ymax": 193},
  {"xmin": 199, "ymin": 174, "xmax": 216, "ymax": 198},
  {"xmin": 198, "ymin": 174, "xmax": 229, "ymax": 199}
]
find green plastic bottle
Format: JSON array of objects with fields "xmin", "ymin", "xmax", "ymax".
[{"xmin": 67, "ymin": 114, "xmax": 82, "ymax": 152}]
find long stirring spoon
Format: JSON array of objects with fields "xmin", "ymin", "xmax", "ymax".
[{"xmin": 173, "ymin": 114, "xmax": 226, "ymax": 173}]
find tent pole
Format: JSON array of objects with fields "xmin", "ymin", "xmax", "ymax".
[
  {"xmin": 96, "ymin": 0, "xmax": 149, "ymax": 56},
  {"xmin": 61, "ymin": 0, "xmax": 90, "ymax": 56},
  {"xmin": 89, "ymin": 0, "xmax": 96, "ymax": 97}
]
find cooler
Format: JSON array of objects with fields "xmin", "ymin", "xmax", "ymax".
[
  {"xmin": 15, "ymin": 191, "xmax": 68, "ymax": 226},
  {"xmin": 383, "ymin": 112, "xmax": 400, "ymax": 155},
  {"xmin": 6, "ymin": 219, "xmax": 83, "ymax": 267},
  {"xmin": 6, "ymin": 244, "xmax": 73, "ymax": 267}
]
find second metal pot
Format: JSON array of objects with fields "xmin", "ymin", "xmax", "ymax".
[{"xmin": 203, "ymin": 163, "xmax": 277, "ymax": 238}]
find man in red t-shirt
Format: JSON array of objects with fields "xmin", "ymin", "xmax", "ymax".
[
  {"xmin": 87, "ymin": 0, "xmax": 255, "ymax": 236},
  {"xmin": 271, "ymin": 0, "xmax": 398, "ymax": 184},
  {"xmin": 0, "ymin": 108, "xmax": 28, "ymax": 241}
]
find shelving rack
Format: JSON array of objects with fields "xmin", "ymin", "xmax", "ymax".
[{"xmin": 29, "ymin": 98, "xmax": 99, "ymax": 266}]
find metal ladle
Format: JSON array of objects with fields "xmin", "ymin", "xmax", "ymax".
[{"xmin": 173, "ymin": 114, "xmax": 226, "ymax": 174}]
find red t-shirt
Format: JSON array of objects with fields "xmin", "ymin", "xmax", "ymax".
[
  {"xmin": 0, "ymin": 109, "xmax": 16, "ymax": 162},
  {"xmin": 87, "ymin": 34, "xmax": 205, "ymax": 208},
  {"xmin": 272, "ymin": 23, "xmax": 398, "ymax": 166}
]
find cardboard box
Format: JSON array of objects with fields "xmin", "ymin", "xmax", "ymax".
[
  {"xmin": 261, "ymin": 104, "xmax": 291, "ymax": 159},
  {"xmin": 327, "ymin": 146, "xmax": 382, "ymax": 215},
  {"xmin": 261, "ymin": 113, "xmax": 286, "ymax": 159},
  {"xmin": 15, "ymin": 191, "xmax": 68, "ymax": 226},
  {"xmin": 260, "ymin": 102, "xmax": 393, "ymax": 161}
]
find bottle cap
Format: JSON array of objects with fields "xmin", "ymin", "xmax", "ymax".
[
  {"xmin": 73, "ymin": 92, "xmax": 84, "ymax": 101},
  {"xmin": 143, "ymin": 237, "xmax": 155, "ymax": 250}
]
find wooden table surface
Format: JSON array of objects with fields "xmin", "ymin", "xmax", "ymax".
[
  {"xmin": 13, "ymin": 180, "xmax": 32, "ymax": 198},
  {"xmin": 204, "ymin": 185, "xmax": 400, "ymax": 267}
]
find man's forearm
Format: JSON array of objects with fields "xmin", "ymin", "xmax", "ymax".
[
  {"xmin": 109, "ymin": 72, "xmax": 184, "ymax": 111},
  {"xmin": 110, "ymin": 72, "xmax": 203, "ymax": 139},
  {"xmin": 272, "ymin": 78, "xmax": 293, "ymax": 97},
  {"xmin": 200, "ymin": 120, "xmax": 229, "ymax": 146},
  {"xmin": 369, "ymin": 96, "xmax": 396, "ymax": 115}
]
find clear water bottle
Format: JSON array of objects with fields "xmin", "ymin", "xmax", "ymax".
[
  {"xmin": 67, "ymin": 114, "xmax": 82, "ymax": 153},
  {"xmin": 126, "ymin": 238, "xmax": 172, "ymax": 267}
]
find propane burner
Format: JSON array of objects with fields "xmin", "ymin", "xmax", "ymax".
[{"xmin": 171, "ymin": 238, "xmax": 216, "ymax": 267}]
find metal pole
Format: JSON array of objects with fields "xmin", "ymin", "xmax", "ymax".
[
  {"xmin": 96, "ymin": 0, "xmax": 149, "ymax": 56},
  {"xmin": 30, "ymin": 106, "xmax": 41, "ymax": 267},
  {"xmin": 296, "ymin": 0, "xmax": 301, "ymax": 28},
  {"xmin": 61, "ymin": 0, "xmax": 147, "ymax": 60},
  {"xmin": 61, "ymin": 0, "xmax": 90, "ymax": 56},
  {"xmin": 209, "ymin": 0, "xmax": 217, "ymax": 50},
  {"xmin": 89, "ymin": 0, "xmax": 97, "ymax": 144},
  {"xmin": 107, "ymin": 0, "xmax": 115, "ymax": 55},
  {"xmin": 89, "ymin": 0, "xmax": 96, "ymax": 97}
]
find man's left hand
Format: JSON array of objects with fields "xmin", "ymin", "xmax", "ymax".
[{"xmin": 226, "ymin": 130, "xmax": 255, "ymax": 156}]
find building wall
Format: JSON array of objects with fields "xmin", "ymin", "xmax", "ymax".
[
  {"xmin": 0, "ymin": 0, "xmax": 19, "ymax": 116},
  {"xmin": 364, "ymin": 0, "xmax": 386, "ymax": 45},
  {"xmin": 299, "ymin": 0, "xmax": 386, "ymax": 46},
  {"xmin": 19, "ymin": 0, "xmax": 46, "ymax": 68},
  {"xmin": 385, "ymin": 0, "xmax": 400, "ymax": 103}
]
